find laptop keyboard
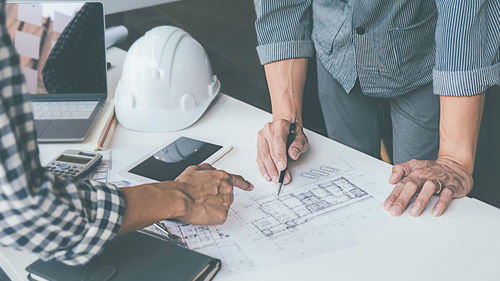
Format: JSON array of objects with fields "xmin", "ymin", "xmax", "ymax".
[{"xmin": 32, "ymin": 101, "xmax": 99, "ymax": 120}]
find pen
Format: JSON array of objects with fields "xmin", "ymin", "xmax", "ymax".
[
  {"xmin": 277, "ymin": 118, "xmax": 297, "ymax": 196},
  {"xmin": 154, "ymin": 222, "xmax": 188, "ymax": 247}
]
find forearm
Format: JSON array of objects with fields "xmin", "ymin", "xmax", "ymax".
[
  {"xmin": 438, "ymin": 93, "xmax": 486, "ymax": 173},
  {"xmin": 117, "ymin": 182, "xmax": 187, "ymax": 235},
  {"xmin": 264, "ymin": 58, "xmax": 308, "ymax": 124}
]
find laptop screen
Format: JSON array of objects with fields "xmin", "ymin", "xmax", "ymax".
[{"xmin": 5, "ymin": 2, "xmax": 107, "ymax": 97}]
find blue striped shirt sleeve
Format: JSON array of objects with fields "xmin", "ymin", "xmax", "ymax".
[
  {"xmin": 254, "ymin": 0, "xmax": 315, "ymax": 64},
  {"xmin": 433, "ymin": 0, "xmax": 500, "ymax": 96}
]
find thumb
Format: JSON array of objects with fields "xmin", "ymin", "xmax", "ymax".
[{"xmin": 288, "ymin": 135, "xmax": 309, "ymax": 161}]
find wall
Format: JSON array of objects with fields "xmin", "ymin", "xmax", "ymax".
[
  {"xmin": 13, "ymin": 0, "xmax": 180, "ymax": 15},
  {"xmin": 102, "ymin": 0, "xmax": 179, "ymax": 14}
]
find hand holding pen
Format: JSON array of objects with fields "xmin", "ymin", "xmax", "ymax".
[
  {"xmin": 277, "ymin": 118, "xmax": 297, "ymax": 195},
  {"xmin": 256, "ymin": 117, "xmax": 309, "ymax": 192}
]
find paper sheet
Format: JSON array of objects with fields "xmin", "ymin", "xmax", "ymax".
[
  {"xmin": 152, "ymin": 159, "xmax": 390, "ymax": 279},
  {"xmin": 17, "ymin": 4, "xmax": 43, "ymax": 27},
  {"xmin": 14, "ymin": 30, "xmax": 40, "ymax": 60},
  {"xmin": 87, "ymin": 151, "xmax": 131, "ymax": 187}
]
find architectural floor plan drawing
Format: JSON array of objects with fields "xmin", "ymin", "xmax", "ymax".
[
  {"xmin": 155, "ymin": 159, "xmax": 390, "ymax": 279},
  {"xmin": 299, "ymin": 165, "xmax": 341, "ymax": 180},
  {"xmin": 145, "ymin": 221, "xmax": 257, "ymax": 276},
  {"xmin": 249, "ymin": 176, "xmax": 371, "ymax": 240},
  {"xmin": 87, "ymin": 151, "xmax": 131, "ymax": 187}
]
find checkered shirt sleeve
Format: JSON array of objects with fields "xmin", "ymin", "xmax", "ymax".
[{"xmin": 0, "ymin": 3, "xmax": 125, "ymax": 265}]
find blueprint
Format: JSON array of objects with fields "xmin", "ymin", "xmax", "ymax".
[
  {"xmin": 155, "ymin": 159, "xmax": 390, "ymax": 279},
  {"xmin": 87, "ymin": 151, "xmax": 131, "ymax": 187},
  {"xmin": 145, "ymin": 222, "xmax": 256, "ymax": 276}
]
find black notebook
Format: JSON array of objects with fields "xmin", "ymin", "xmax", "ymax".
[{"xmin": 26, "ymin": 230, "xmax": 220, "ymax": 281}]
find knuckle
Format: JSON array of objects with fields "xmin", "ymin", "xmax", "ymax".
[
  {"xmin": 273, "ymin": 119, "xmax": 285, "ymax": 127},
  {"xmin": 269, "ymin": 149, "xmax": 280, "ymax": 161},
  {"xmin": 186, "ymin": 165, "xmax": 197, "ymax": 172},
  {"xmin": 273, "ymin": 134, "xmax": 284, "ymax": 146},
  {"xmin": 413, "ymin": 200, "xmax": 423, "ymax": 209},
  {"xmin": 199, "ymin": 163, "xmax": 211, "ymax": 170},
  {"xmin": 264, "ymin": 122, "xmax": 272, "ymax": 133},
  {"xmin": 292, "ymin": 140, "xmax": 304, "ymax": 151},
  {"xmin": 215, "ymin": 170, "xmax": 229, "ymax": 179},
  {"xmin": 299, "ymin": 133, "xmax": 308, "ymax": 143},
  {"xmin": 392, "ymin": 165, "xmax": 401, "ymax": 173},
  {"xmin": 403, "ymin": 180, "xmax": 417, "ymax": 190},
  {"xmin": 259, "ymin": 150, "xmax": 270, "ymax": 160},
  {"xmin": 221, "ymin": 184, "xmax": 233, "ymax": 194},
  {"xmin": 395, "ymin": 198, "xmax": 407, "ymax": 208},
  {"xmin": 387, "ymin": 194, "xmax": 398, "ymax": 202},
  {"xmin": 210, "ymin": 186, "xmax": 219, "ymax": 195},
  {"xmin": 256, "ymin": 155, "xmax": 262, "ymax": 164},
  {"xmin": 219, "ymin": 211, "xmax": 228, "ymax": 221},
  {"xmin": 257, "ymin": 150, "xmax": 265, "ymax": 159},
  {"xmin": 435, "ymin": 202, "xmax": 446, "ymax": 211},
  {"xmin": 257, "ymin": 129, "xmax": 265, "ymax": 139},
  {"xmin": 441, "ymin": 187, "xmax": 454, "ymax": 197}
]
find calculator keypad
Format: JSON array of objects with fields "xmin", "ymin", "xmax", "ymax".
[{"xmin": 48, "ymin": 162, "xmax": 84, "ymax": 177}]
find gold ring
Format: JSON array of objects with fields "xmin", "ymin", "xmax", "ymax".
[{"xmin": 433, "ymin": 179, "xmax": 443, "ymax": 195}]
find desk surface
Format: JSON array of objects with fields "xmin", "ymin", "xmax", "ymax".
[{"xmin": 1, "ymin": 48, "xmax": 499, "ymax": 281}]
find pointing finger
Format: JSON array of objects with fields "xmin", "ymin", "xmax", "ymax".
[
  {"xmin": 271, "ymin": 130, "xmax": 289, "ymax": 172},
  {"xmin": 256, "ymin": 156, "xmax": 271, "ymax": 182},
  {"xmin": 258, "ymin": 134, "xmax": 278, "ymax": 181},
  {"xmin": 227, "ymin": 174, "xmax": 254, "ymax": 191}
]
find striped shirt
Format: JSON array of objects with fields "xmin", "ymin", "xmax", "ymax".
[
  {"xmin": 254, "ymin": 0, "xmax": 500, "ymax": 97},
  {"xmin": 0, "ymin": 1, "xmax": 124, "ymax": 265}
]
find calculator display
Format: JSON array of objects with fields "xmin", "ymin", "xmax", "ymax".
[{"xmin": 57, "ymin": 155, "xmax": 92, "ymax": 165}]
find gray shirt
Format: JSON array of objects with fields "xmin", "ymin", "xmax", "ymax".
[{"xmin": 254, "ymin": 0, "xmax": 500, "ymax": 97}]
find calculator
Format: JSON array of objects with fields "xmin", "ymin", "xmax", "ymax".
[{"xmin": 47, "ymin": 150, "xmax": 102, "ymax": 178}]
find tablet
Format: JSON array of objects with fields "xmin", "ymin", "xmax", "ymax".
[{"xmin": 120, "ymin": 136, "xmax": 232, "ymax": 183}]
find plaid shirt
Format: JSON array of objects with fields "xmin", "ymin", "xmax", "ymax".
[{"xmin": 0, "ymin": 2, "xmax": 124, "ymax": 265}]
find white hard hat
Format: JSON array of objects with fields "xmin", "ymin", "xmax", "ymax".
[{"xmin": 115, "ymin": 26, "xmax": 220, "ymax": 132}]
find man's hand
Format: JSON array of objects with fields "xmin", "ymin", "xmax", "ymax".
[
  {"xmin": 172, "ymin": 164, "xmax": 254, "ymax": 225},
  {"xmin": 384, "ymin": 158, "xmax": 473, "ymax": 217},
  {"xmin": 257, "ymin": 119, "xmax": 309, "ymax": 184}
]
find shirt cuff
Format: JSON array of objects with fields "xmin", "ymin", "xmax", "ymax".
[
  {"xmin": 433, "ymin": 63, "xmax": 500, "ymax": 96},
  {"xmin": 256, "ymin": 40, "xmax": 315, "ymax": 65},
  {"xmin": 54, "ymin": 181, "xmax": 125, "ymax": 265}
]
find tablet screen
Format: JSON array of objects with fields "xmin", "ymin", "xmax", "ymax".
[{"xmin": 128, "ymin": 137, "xmax": 222, "ymax": 182}]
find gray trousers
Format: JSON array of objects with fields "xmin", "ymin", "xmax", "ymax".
[{"xmin": 317, "ymin": 59, "xmax": 440, "ymax": 164}]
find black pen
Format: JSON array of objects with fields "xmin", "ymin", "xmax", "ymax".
[{"xmin": 277, "ymin": 118, "xmax": 297, "ymax": 195}]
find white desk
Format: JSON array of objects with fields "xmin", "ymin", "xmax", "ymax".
[{"xmin": 1, "ymin": 48, "xmax": 500, "ymax": 281}]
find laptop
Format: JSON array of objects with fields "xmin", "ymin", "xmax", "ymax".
[{"xmin": 6, "ymin": 1, "xmax": 107, "ymax": 142}]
